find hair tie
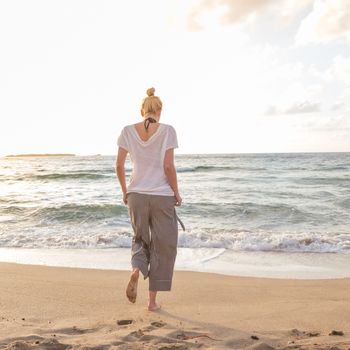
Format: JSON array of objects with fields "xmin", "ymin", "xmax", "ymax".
[{"xmin": 144, "ymin": 117, "xmax": 157, "ymax": 131}]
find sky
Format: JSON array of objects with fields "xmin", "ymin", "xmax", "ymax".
[{"xmin": 1, "ymin": 0, "xmax": 350, "ymax": 156}]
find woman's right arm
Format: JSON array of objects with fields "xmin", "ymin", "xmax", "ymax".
[
  {"xmin": 164, "ymin": 148, "xmax": 182, "ymax": 206},
  {"xmin": 116, "ymin": 146, "xmax": 128, "ymax": 205}
]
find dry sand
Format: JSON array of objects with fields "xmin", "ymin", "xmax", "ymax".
[{"xmin": 0, "ymin": 261, "xmax": 350, "ymax": 350}]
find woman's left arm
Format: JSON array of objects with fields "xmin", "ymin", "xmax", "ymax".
[{"xmin": 116, "ymin": 147, "xmax": 128, "ymax": 204}]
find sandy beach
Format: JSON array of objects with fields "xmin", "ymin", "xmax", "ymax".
[{"xmin": 1, "ymin": 262, "xmax": 350, "ymax": 349}]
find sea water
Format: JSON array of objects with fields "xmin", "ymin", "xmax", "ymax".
[{"xmin": 1, "ymin": 153, "xmax": 349, "ymax": 278}]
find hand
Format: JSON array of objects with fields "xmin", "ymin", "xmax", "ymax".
[
  {"xmin": 174, "ymin": 192, "xmax": 182, "ymax": 206},
  {"xmin": 122, "ymin": 192, "xmax": 128, "ymax": 205}
]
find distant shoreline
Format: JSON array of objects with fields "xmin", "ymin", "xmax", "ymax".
[
  {"xmin": 5, "ymin": 153, "xmax": 76, "ymax": 158},
  {"xmin": 1, "ymin": 151, "xmax": 349, "ymax": 158}
]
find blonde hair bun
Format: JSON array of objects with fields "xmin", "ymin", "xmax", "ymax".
[
  {"xmin": 147, "ymin": 87, "xmax": 155, "ymax": 97},
  {"xmin": 141, "ymin": 87, "xmax": 162, "ymax": 115}
]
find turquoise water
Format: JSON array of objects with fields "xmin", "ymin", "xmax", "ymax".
[{"xmin": 1, "ymin": 153, "xmax": 349, "ymax": 254}]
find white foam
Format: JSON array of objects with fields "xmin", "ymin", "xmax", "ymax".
[
  {"xmin": 178, "ymin": 229, "xmax": 350, "ymax": 253},
  {"xmin": 1, "ymin": 227, "xmax": 349, "ymax": 254}
]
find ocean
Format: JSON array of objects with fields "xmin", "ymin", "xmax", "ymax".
[{"xmin": 1, "ymin": 152, "xmax": 350, "ymax": 278}]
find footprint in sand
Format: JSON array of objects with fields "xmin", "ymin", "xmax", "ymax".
[
  {"xmin": 3, "ymin": 337, "xmax": 69, "ymax": 350},
  {"xmin": 117, "ymin": 319, "xmax": 133, "ymax": 326},
  {"xmin": 139, "ymin": 320, "xmax": 167, "ymax": 333},
  {"xmin": 151, "ymin": 321, "xmax": 166, "ymax": 328}
]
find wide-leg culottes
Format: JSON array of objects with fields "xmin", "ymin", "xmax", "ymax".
[{"xmin": 127, "ymin": 192, "xmax": 178, "ymax": 291}]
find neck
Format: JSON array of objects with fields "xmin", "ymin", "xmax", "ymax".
[{"xmin": 144, "ymin": 114, "xmax": 159, "ymax": 122}]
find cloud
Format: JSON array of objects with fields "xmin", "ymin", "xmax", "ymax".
[
  {"xmin": 331, "ymin": 102, "xmax": 345, "ymax": 111},
  {"xmin": 285, "ymin": 101, "xmax": 321, "ymax": 114},
  {"xmin": 331, "ymin": 55, "xmax": 350, "ymax": 86},
  {"xmin": 265, "ymin": 100, "xmax": 321, "ymax": 115},
  {"xmin": 295, "ymin": 0, "xmax": 350, "ymax": 44},
  {"xmin": 187, "ymin": 0, "xmax": 312, "ymax": 31}
]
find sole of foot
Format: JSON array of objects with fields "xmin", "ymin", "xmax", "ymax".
[{"xmin": 126, "ymin": 270, "xmax": 139, "ymax": 303}]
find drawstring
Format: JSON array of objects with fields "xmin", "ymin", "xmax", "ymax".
[
  {"xmin": 175, "ymin": 209, "xmax": 186, "ymax": 231},
  {"xmin": 144, "ymin": 117, "xmax": 157, "ymax": 131}
]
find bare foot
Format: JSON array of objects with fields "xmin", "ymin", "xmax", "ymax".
[
  {"xmin": 126, "ymin": 269, "xmax": 139, "ymax": 303},
  {"xmin": 148, "ymin": 302, "xmax": 161, "ymax": 311}
]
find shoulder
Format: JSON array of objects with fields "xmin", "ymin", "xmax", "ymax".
[
  {"xmin": 121, "ymin": 124, "xmax": 134, "ymax": 133},
  {"xmin": 124, "ymin": 124, "xmax": 134, "ymax": 129},
  {"xmin": 161, "ymin": 123, "xmax": 177, "ymax": 133}
]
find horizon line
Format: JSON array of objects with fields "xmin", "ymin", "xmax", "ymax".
[{"xmin": 2, "ymin": 150, "xmax": 350, "ymax": 158}]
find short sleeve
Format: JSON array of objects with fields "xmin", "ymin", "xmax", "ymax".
[
  {"xmin": 117, "ymin": 127, "xmax": 129, "ymax": 151},
  {"xmin": 165, "ymin": 125, "xmax": 178, "ymax": 150}
]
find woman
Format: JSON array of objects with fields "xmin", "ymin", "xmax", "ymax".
[{"xmin": 116, "ymin": 87, "xmax": 182, "ymax": 311}]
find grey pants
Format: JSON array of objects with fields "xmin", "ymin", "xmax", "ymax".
[{"xmin": 127, "ymin": 192, "xmax": 178, "ymax": 291}]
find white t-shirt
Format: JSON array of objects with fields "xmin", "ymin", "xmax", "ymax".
[{"xmin": 117, "ymin": 122, "xmax": 178, "ymax": 196}]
